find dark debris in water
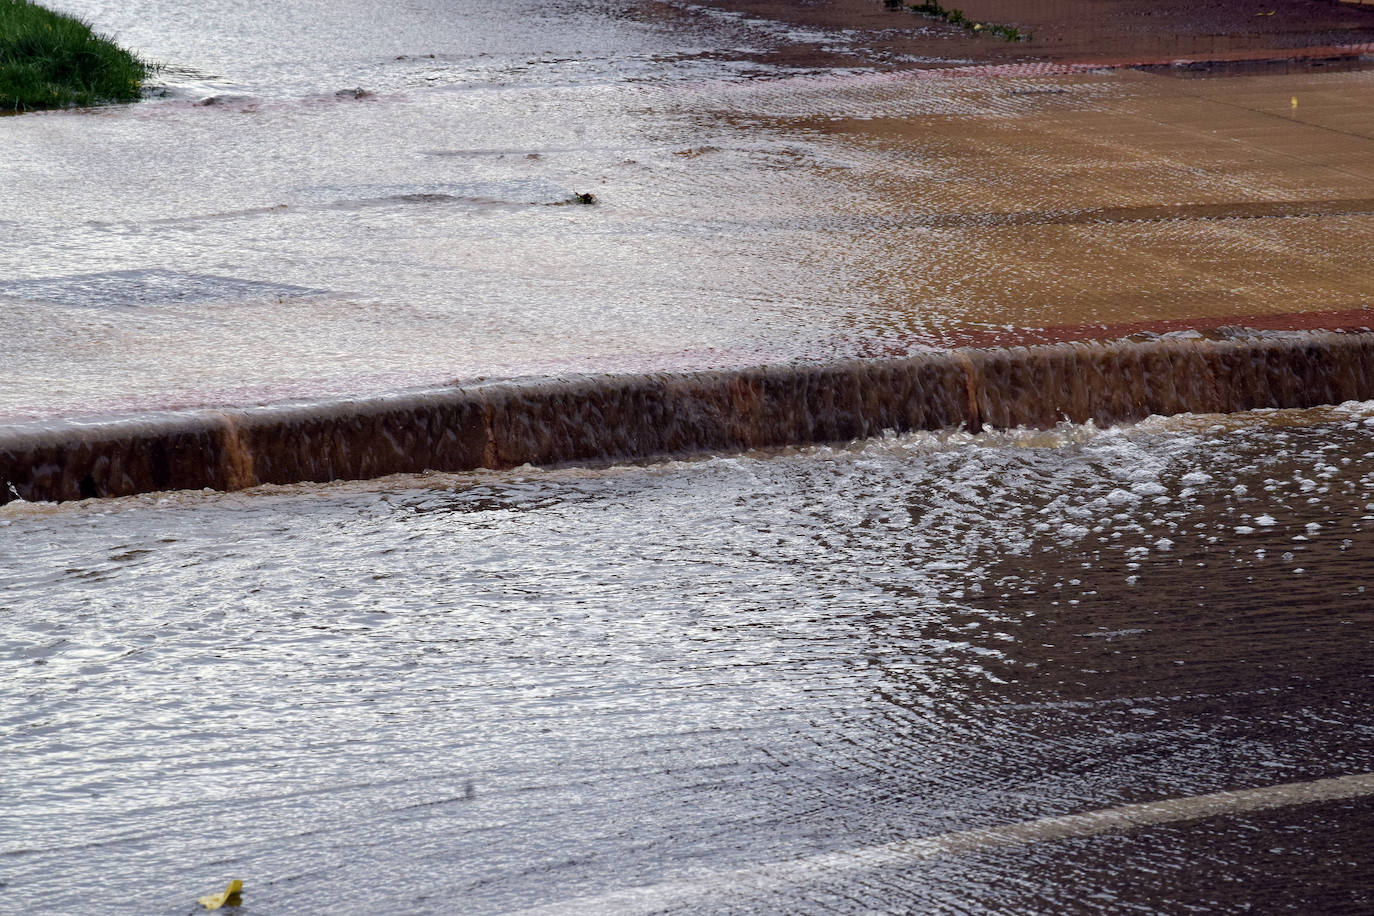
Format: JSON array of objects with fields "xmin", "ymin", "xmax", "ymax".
[{"xmin": 551, "ymin": 192, "xmax": 598, "ymax": 206}]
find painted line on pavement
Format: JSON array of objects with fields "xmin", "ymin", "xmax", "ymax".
[{"xmin": 511, "ymin": 770, "xmax": 1374, "ymax": 914}]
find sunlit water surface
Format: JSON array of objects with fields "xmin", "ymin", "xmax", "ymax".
[
  {"xmin": 4, "ymin": 406, "xmax": 1373, "ymax": 913},
  {"xmin": 2, "ymin": 0, "xmax": 885, "ymax": 421},
  {"xmin": 6, "ymin": 2, "xmax": 1374, "ymax": 909},
  {"xmin": 6, "ymin": 0, "xmax": 1374, "ymax": 422}
]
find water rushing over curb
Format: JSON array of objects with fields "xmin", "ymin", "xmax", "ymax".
[
  {"xmin": 6, "ymin": 402, "xmax": 1374, "ymax": 914},
  {"xmin": 5, "ymin": 330, "xmax": 1373, "ymax": 504}
]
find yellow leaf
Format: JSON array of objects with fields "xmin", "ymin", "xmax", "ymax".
[{"xmin": 197, "ymin": 879, "xmax": 243, "ymax": 910}]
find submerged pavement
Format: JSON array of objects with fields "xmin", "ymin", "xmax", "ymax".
[
  {"xmin": 4, "ymin": 1, "xmax": 1374, "ymax": 912},
  {"xmin": 2, "ymin": 0, "xmax": 1373, "ymax": 423},
  {"xmin": 4, "ymin": 407, "xmax": 1374, "ymax": 913}
]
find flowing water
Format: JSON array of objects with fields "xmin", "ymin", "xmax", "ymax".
[
  {"xmin": 5, "ymin": 0, "xmax": 1374, "ymax": 911},
  {"xmin": 1, "ymin": 0, "xmax": 883, "ymax": 421},
  {"xmin": 6, "ymin": 331, "xmax": 1374, "ymax": 503},
  {"xmin": 4, "ymin": 406, "xmax": 1374, "ymax": 913},
  {"xmin": 5, "ymin": 0, "xmax": 1374, "ymax": 423}
]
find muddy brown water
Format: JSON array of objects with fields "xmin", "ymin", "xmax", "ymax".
[
  {"xmin": 4, "ymin": 0, "xmax": 1374, "ymax": 913},
  {"xmin": 688, "ymin": 0, "xmax": 1374, "ymax": 68},
  {"xmin": 5, "ymin": 330, "xmax": 1374, "ymax": 503},
  {"xmin": 6, "ymin": 3, "xmax": 1374, "ymax": 426}
]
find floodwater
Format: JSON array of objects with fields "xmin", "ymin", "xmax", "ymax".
[
  {"xmin": 6, "ymin": 0, "xmax": 1374, "ymax": 912},
  {"xmin": 4, "ymin": 405, "xmax": 1374, "ymax": 913},
  {"xmin": 4, "ymin": 0, "xmax": 1374, "ymax": 422},
  {"xmin": 2, "ymin": 0, "xmax": 879, "ymax": 422}
]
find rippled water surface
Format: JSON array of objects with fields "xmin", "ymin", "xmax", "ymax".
[
  {"xmin": 4, "ymin": 0, "xmax": 1374, "ymax": 421},
  {"xmin": 6, "ymin": 2, "xmax": 1374, "ymax": 909},
  {"xmin": 5, "ymin": 406, "xmax": 1374, "ymax": 913}
]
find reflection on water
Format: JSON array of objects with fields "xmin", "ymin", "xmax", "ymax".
[
  {"xmin": 4, "ymin": 406, "xmax": 1373, "ymax": 913},
  {"xmin": 4, "ymin": 2, "xmax": 1374, "ymax": 422},
  {"xmin": 6, "ymin": 1, "xmax": 1374, "ymax": 910}
]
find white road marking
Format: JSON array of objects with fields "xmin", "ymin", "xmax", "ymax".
[{"xmin": 510, "ymin": 771, "xmax": 1374, "ymax": 915}]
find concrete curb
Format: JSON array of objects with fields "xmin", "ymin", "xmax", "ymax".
[{"xmin": 4, "ymin": 330, "xmax": 1372, "ymax": 503}]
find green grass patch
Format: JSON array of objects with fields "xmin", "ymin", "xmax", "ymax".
[
  {"xmin": 1, "ymin": 0, "xmax": 153, "ymax": 112},
  {"xmin": 886, "ymin": 0, "xmax": 1028, "ymax": 41}
]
